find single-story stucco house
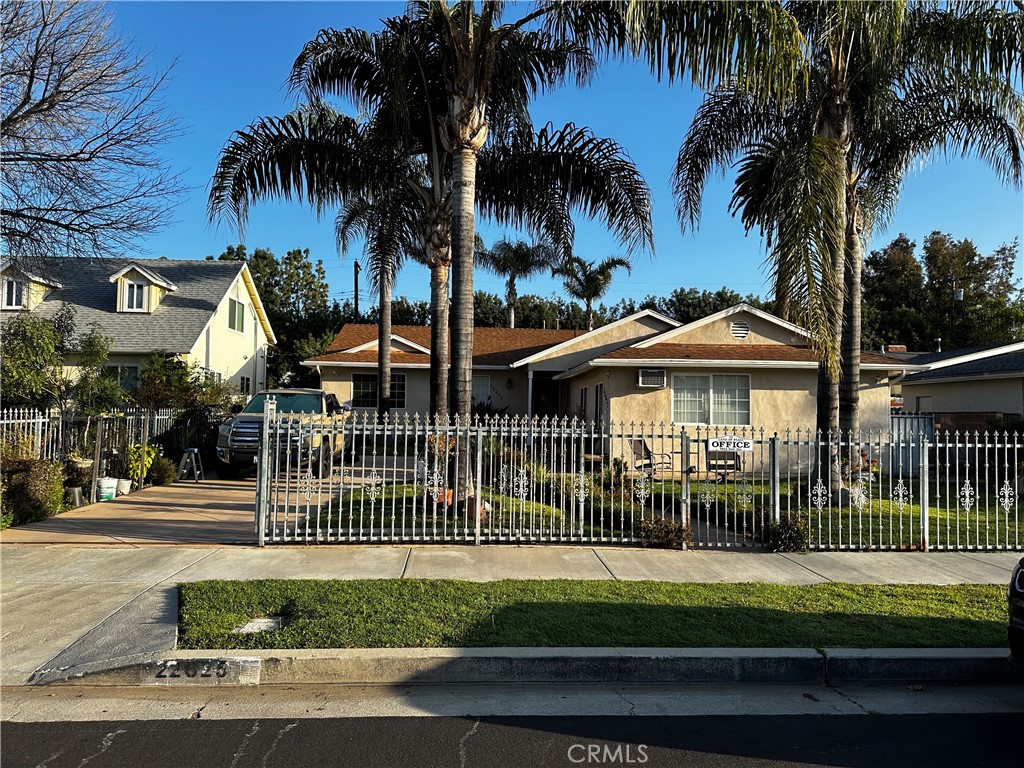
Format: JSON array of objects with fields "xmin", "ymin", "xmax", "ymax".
[
  {"xmin": 898, "ymin": 341, "xmax": 1024, "ymax": 431},
  {"xmin": 304, "ymin": 304, "xmax": 915, "ymax": 438},
  {"xmin": 1, "ymin": 257, "xmax": 276, "ymax": 395}
]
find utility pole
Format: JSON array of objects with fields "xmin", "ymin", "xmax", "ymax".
[{"xmin": 354, "ymin": 261, "xmax": 362, "ymax": 321}]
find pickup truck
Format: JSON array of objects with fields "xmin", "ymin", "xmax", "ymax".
[{"xmin": 215, "ymin": 388, "xmax": 347, "ymax": 478}]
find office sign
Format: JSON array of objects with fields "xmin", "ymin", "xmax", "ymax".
[{"xmin": 707, "ymin": 436, "xmax": 754, "ymax": 452}]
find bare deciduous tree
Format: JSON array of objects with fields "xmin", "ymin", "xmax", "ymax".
[{"xmin": 1, "ymin": 0, "xmax": 183, "ymax": 263}]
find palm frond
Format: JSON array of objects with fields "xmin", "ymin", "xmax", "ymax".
[
  {"xmin": 673, "ymin": 85, "xmax": 788, "ymax": 232},
  {"xmin": 208, "ymin": 103, "xmax": 364, "ymax": 236},
  {"xmin": 477, "ymin": 122, "xmax": 653, "ymax": 258}
]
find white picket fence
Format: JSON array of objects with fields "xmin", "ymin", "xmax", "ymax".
[{"xmin": 0, "ymin": 407, "xmax": 180, "ymax": 461}]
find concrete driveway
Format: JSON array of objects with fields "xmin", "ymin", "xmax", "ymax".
[{"xmin": 0, "ymin": 478, "xmax": 257, "ymax": 545}]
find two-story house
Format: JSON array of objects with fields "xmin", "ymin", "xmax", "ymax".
[{"xmin": 0, "ymin": 257, "xmax": 276, "ymax": 395}]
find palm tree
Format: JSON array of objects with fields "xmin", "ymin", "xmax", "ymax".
[
  {"xmin": 406, "ymin": 0, "xmax": 807, "ymax": 418},
  {"xmin": 554, "ymin": 256, "xmax": 631, "ymax": 331},
  {"xmin": 477, "ymin": 238, "xmax": 557, "ymax": 327},
  {"xmin": 212, "ymin": 23, "xmax": 655, "ymax": 420},
  {"xmin": 673, "ymin": 1, "xmax": 1023, "ymax": 442},
  {"xmin": 208, "ymin": 100, "xmax": 416, "ymax": 418}
]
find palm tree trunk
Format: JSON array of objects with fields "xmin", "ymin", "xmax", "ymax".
[
  {"xmin": 507, "ymin": 277, "xmax": 516, "ymax": 329},
  {"xmin": 585, "ymin": 299, "xmax": 594, "ymax": 331},
  {"xmin": 429, "ymin": 261, "xmax": 450, "ymax": 419},
  {"xmin": 450, "ymin": 145, "xmax": 477, "ymax": 420},
  {"xmin": 377, "ymin": 275, "xmax": 392, "ymax": 420},
  {"xmin": 839, "ymin": 190, "xmax": 863, "ymax": 437}
]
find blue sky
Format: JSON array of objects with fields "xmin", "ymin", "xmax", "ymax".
[{"xmin": 111, "ymin": 1, "xmax": 1023, "ymax": 311}]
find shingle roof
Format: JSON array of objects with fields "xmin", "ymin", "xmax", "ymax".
[
  {"xmin": 313, "ymin": 324, "xmax": 580, "ymax": 367},
  {"xmin": 901, "ymin": 344, "xmax": 1007, "ymax": 365},
  {"xmin": 0, "ymin": 258, "xmax": 245, "ymax": 354},
  {"xmin": 903, "ymin": 349, "xmax": 1024, "ymax": 382},
  {"xmin": 598, "ymin": 344, "xmax": 902, "ymax": 366}
]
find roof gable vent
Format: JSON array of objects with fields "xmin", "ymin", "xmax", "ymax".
[{"xmin": 730, "ymin": 320, "xmax": 750, "ymax": 339}]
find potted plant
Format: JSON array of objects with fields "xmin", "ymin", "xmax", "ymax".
[{"xmin": 127, "ymin": 444, "xmax": 158, "ymax": 491}]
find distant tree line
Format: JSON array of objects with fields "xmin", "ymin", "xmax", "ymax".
[{"xmin": 863, "ymin": 232, "xmax": 1022, "ymax": 352}]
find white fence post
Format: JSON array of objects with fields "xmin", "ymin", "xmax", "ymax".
[
  {"xmin": 920, "ymin": 435, "xmax": 930, "ymax": 552},
  {"xmin": 769, "ymin": 434, "xmax": 781, "ymax": 524},
  {"xmin": 255, "ymin": 396, "xmax": 276, "ymax": 547},
  {"xmin": 474, "ymin": 420, "xmax": 483, "ymax": 546}
]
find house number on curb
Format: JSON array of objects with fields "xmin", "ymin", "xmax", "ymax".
[{"xmin": 141, "ymin": 658, "xmax": 260, "ymax": 685}]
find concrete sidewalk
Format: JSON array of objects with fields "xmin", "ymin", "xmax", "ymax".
[
  {"xmin": 0, "ymin": 478, "xmax": 257, "ymax": 546},
  {"xmin": 1, "ymin": 543, "xmax": 1019, "ymax": 687}
]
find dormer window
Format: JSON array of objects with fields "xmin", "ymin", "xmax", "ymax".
[
  {"xmin": 125, "ymin": 282, "xmax": 147, "ymax": 311},
  {"xmin": 2, "ymin": 277, "xmax": 25, "ymax": 309}
]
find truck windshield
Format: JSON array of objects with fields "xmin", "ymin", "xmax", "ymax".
[{"xmin": 242, "ymin": 393, "xmax": 322, "ymax": 414}]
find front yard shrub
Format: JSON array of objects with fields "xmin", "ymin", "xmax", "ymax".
[
  {"xmin": 639, "ymin": 516, "xmax": 692, "ymax": 549},
  {"xmin": 766, "ymin": 514, "xmax": 809, "ymax": 552},
  {"xmin": 1, "ymin": 459, "xmax": 67, "ymax": 526},
  {"xmin": 147, "ymin": 456, "xmax": 177, "ymax": 486}
]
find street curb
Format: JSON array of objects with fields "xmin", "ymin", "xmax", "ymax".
[{"xmin": 25, "ymin": 647, "xmax": 1024, "ymax": 687}]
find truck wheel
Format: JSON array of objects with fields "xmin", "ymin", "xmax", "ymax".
[{"xmin": 313, "ymin": 449, "xmax": 332, "ymax": 479}]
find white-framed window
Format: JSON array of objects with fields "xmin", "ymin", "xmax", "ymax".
[
  {"xmin": 228, "ymin": 298, "xmax": 245, "ymax": 332},
  {"xmin": 672, "ymin": 374, "xmax": 750, "ymax": 426},
  {"xmin": 472, "ymin": 376, "xmax": 491, "ymax": 405},
  {"xmin": 352, "ymin": 372, "xmax": 407, "ymax": 409},
  {"xmin": 595, "ymin": 382, "xmax": 605, "ymax": 426},
  {"xmin": 125, "ymin": 282, "xmax": 146, "ymax": 311},
  {"xmin": 3, "ymin": 277, "xmax": 25, "ymax": 309},
  {"xmin": 107, "ymin": 365, "xmax": 140, "ymax": 392},
  {"xmin": 579, "ymin": 386, "xmax": 588, "ymax": 420},
  {"xmin": 240, "ymin": 376, "xmax": 252, "ymax": 396}
]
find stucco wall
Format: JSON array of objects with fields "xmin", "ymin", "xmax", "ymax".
[
  {"xmin": 318, "ymin": 367, "xmax": 431, "ymax": 416},
  {"xmin": 901, "ymin": 377, "xmax": 1024, "ymax": 417},
  {"xmin": 663, "ymin": 311, "xmax": 806, "ymax": 346},
  {"xmin": 528, "ymin": 316, "xmax": 673, "ymax": 372},
  {"xmin": 317, "ymin": 367, "xmax": 531, "ymax": 418},
  {"xmin": 186, "ymin": 273, "xmax": 269, "ymax": 392}
]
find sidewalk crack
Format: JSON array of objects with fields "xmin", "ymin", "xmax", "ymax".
[
  {"xmin": 779, "ymin": 553, "xmax": 830, "ymax": 582},
  {"xmin": 592, "ymin": 549, "xmax": 617, "ymax": 580},
  {"xmin": 400, "ymin": 548, "xmax": 412, "ymax": 578}
]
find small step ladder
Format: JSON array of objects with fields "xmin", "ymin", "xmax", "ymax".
[{"xmin": 176, "ymin": 448, "xmax": 204, "ymax": 483}]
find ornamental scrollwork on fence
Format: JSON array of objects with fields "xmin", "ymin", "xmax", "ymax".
[
  {"xmin": 366, "ymin": 470, "xmax": 383, "ymax": 502},
  {"xmin": 572, "ymin": 471, "xmax": 590, "ymax": 504},
  {"xmin": 959, "ymin": 481, "xmax": 975, "ymax": 514},
  {"xmin": 737, "ymin": 478, "xmax": 753, "ymax": 513},
  {"xmin": 498, "ymin": 465, "xmax": 509, "ymax": 496},
  {"xmin": 633, "ymin": 474, "xmax": 651, "ymax": 505},
  {"xmin": 512, "ymin": 467, "xmax": 530, "ymax": 502},
  {"xmin": 426, "ymin": 470, "xmax": 444, "ymax": 503},
  {"xmin": 700, "ymin": 479, "xmax": 715, "ymax": 513},
  {"xmin": 998, "ymin": 480, "xmax": 1015, "ymax": 514},
  {"xmin": 892, "ymin": 479, "xmax": 910, "ymax": 515},
  {"xmin": 811, "ymin": 478, "xmax": 828, "ymax": 512},
  {"xmin": 297, "ymin": 467, "xmax": 319, "ymax": 502}
]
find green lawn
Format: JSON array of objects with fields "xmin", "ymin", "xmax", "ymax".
[{"xmin": 177, "ymin": 579, "xmax": 1006, "ymax": 650}]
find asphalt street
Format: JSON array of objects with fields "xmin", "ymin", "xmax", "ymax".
[{"xmin": 3, "ymin": 713, "xmax": 1021, "ymax": 768}]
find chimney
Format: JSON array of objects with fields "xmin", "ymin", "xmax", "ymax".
[{"xmin": 885, "ymin": 344, "xmax": 907, "ymax": 354}]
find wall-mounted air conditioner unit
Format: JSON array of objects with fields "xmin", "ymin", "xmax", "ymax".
[{"xmin": 637, "ymin": 369, "xmax": 666, "ymax": 388}]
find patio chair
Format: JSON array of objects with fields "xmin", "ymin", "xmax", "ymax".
[
  {"xmin": 706, "ymin": 450, "xmax": 741, "ymax": 484},
  {"xmin": 630, "ymin": 439, "xmax": 673, "ymax": 477}
]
